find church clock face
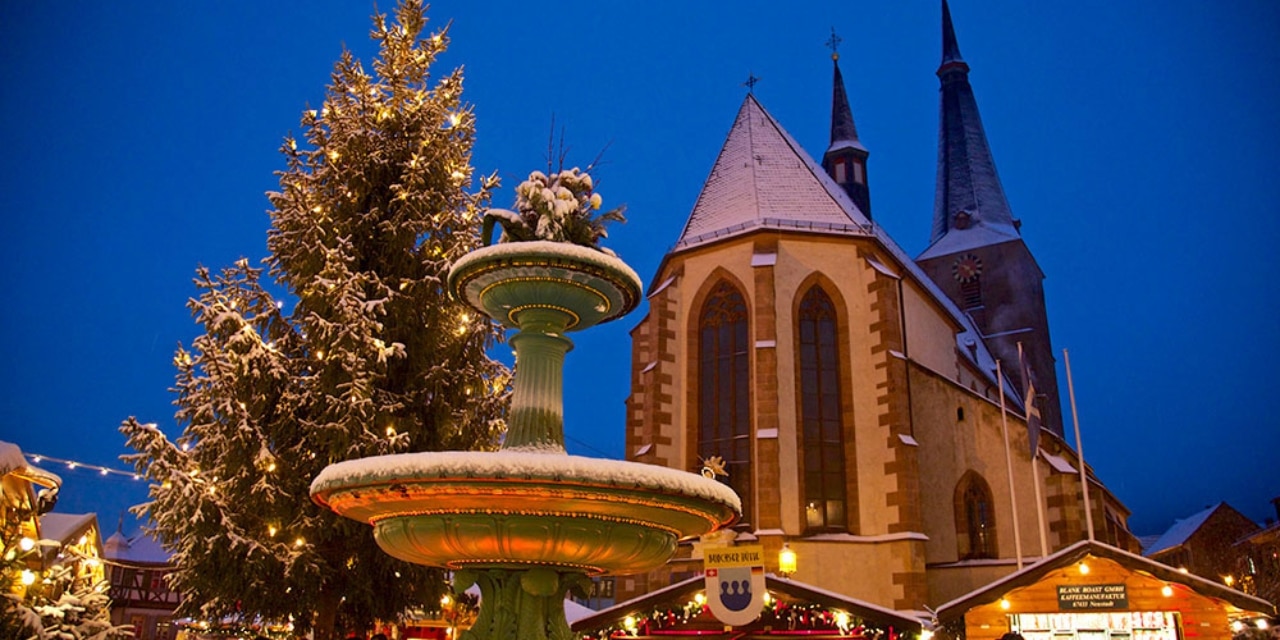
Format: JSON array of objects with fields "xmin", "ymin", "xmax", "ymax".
[{"xmin": 952, "ymin": 253, "xmax": 983, "ymax": 283}]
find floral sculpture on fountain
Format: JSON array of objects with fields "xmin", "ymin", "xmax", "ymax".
[{"xmin": 311, "ymin": 168, "xmax": 741, "ymax": 639}]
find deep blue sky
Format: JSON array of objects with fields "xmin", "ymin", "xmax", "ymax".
[{"xmin": 1, "ymin": 1, "xmax": 1276, "ymax": 539}]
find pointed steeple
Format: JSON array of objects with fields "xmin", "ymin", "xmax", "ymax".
[
  {"xmin": 676, "ymin": 94, "xmax": 868, "ymax": 249},
  {"xmin": 919, "ymin": 0, "xmax": 1019, "ymax": 261},
  {"xmin": 822, "ymin": 41, "xmax": 872, "ymax": 219}
]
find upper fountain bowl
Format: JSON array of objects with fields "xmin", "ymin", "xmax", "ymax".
[{"xmin": 448, "ymin": 241, "xmax": 642, "ymax": 332}]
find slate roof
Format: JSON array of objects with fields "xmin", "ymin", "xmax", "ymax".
[
  {"xmin": 103, "ymin": 531, "xmax": 172, "ymax": 564},
  {"xmin": 1143, "ymin": 503, "xmax": 1221, "ymax": 557},
  {"xmin": 676, "ymin": 94, "xmax": 872, "ymax": 249},
  {"xmin": 918, "ymin": 0, "xmax": 1022, "ymax": 261}
]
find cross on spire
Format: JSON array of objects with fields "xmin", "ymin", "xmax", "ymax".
[
  {"xmin": 743, "ymin": 73, "xmax": 760, "ymax": 94},
  {"xmin": 826, "ymin": 27, "xmax": 842, "ymax": 60}
]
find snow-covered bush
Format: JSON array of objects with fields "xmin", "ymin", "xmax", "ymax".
[{"xmin": 484, "ymin": 167, "xmax": 626, "ymax": 253}]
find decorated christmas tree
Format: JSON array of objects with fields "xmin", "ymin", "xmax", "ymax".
[{"xmin": 120, "ymin": 2, "xmax": 508, "ymax": 637}]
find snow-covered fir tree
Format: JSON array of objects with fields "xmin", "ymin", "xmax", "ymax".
[{"xmin": 119, "ymin": 2, "xmax": 509, "ymax": 637}]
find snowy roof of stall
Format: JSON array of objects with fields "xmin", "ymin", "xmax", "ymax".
[
  {"xmin": 311, "ymin": 450, "xmax": 741, "ymax": 512},
  {"xmin": 39, "ymin": 512, "xmax": 97, "ymax": 545},
  {"xmin": 1143, "ymin": 503, "xmax": 1221, "ymax": 557},
  {"xmin": 0, "ymin": 440, "xmax": 61, "ymax": 488},
  {"xmin": 934, "ymin": 539, "xmax": 1276, "ymax": 622}
]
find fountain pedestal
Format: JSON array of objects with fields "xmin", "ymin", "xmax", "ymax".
[{"xmin": 312, "ymin": 241, "xmax": 740, "ymax": 639}]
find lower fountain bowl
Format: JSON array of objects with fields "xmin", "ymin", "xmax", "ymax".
[{"xmin": 311, "ymin": 451, "xmax": 741, "ymax": 575}]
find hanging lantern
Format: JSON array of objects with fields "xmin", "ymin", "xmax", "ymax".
[{"xmin": 779, "ymin": 542, "xmax": 798, "ymax": 577}]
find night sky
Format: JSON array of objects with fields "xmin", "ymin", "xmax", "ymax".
[{"xmin": 2, "ymin": 1, "xmax": 1277, "ymax": 540}]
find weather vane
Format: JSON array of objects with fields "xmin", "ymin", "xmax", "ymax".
[
  {"xmin": 743, "ymin": 73, "xmax": 760, "ymax": 94},
  {"xmin": 827, "ymin": 27, "xmax": 842, "ymax": 61}
]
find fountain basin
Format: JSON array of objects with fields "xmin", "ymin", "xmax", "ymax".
[
  {"xmin": 311, "ymin": 451, "xmax": 740, "ymax": 575},
  {"xmin": 448, "ymin": 241, "xmax": 642, "ymax": 331}
]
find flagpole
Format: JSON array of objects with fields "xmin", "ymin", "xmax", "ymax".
[
  {"xmin": 1063, "ymin": 348, "xmax": 1095, "ymax": 541},
  {"xmin": 1019, "ymin": 343, "xmax": 1050, "ymax": 558},
  {"xmin": 997, "ymin": 360, "xmax": 1024, "ymax": 570}
]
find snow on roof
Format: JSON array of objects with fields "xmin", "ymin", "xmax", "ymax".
[
  {"xmin": 677, "ymin": 95, "xmax": 870, "ymax": 247},
  {"xmin": 666, "ymin": 95, "xmax": 1020, "ymax": 403},
  {"xmin": 39, "ymin": 512, "xmax": 96, "ymax": 545},
  {"xmin": 1041, "ymin": 451, "xmax": 1077, "ymax": 474},
  {"xmin": 0, "ymin": 441, "xmax": 26, "ymax": 475},
  {"xmin": 1143, "ymin": 503, "xmax": 1222, "ymax": 557},
  {"xmin": 102, "ymin": 532, "xmax": 172, "ymax": 565},
  {"xmin": 563, "ymin": 598, "xmax": 596, "ymax": 623},
  {"xmin": 311, "ymin": 450, "xmax": 741, "ymax": 512}
]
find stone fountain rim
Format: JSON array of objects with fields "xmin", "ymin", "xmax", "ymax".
[
  {"xmin": 310, "ymin": 449, "xmax": 741, "ymax": 512},
  {"xmin": 449, "ymin": 240, "xmax": 643, "ymax": 293}
]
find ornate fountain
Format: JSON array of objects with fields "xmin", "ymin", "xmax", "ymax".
[{"xmin": 311, "ymin": 174, "xmax": 740, "ymax": 639}]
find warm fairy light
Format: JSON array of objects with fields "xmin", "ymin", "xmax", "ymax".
[
  {"xmin": 999, "ymin": 598, "xmax": 1011, "ymax": 610},
  {"xmin": 294, "ymin": 537, "xmax": 305, "ymax": 547},
  {"xmin": 694, "ymin": 593, "xmax": 705, "ymax": 606},
  {"xmin": 386, "ymin": 426, "xmax": 397, "ymax": 437},
  {"xmin": 1161, "ymin": 585, "xmax": 1174, "ymax": 597},
  {"xmin": 100, "ymin": 468, "xmax": 108, "ymax": 475},
  {"xmin": 67, "ymin": 462, "xmax": 76, "ymax": 469},
  {"xmin": 20, "ymin": 570, "xmax": 36, "ymax": 586},
  {"xmin": 267, "ymin": 462, "xmax": 277, "ymax": 472},
  {"xmin": 32, "ymin": 456, "xmax": 41, "ymax": 463},
  {"xmin": 190, "ymin": 469, "xmax": 200, "ymax": 477},
  {"xmin": 208, "ymin": 485, "xmax": 217, "ymax": 495},
  {"xmin": 316, "ymin": 349, "xmax": 325, "ymax": 360},
  {"xmin": 441, "ymin": 594, "xmax": 452, "ymax": 607},
  {"xmin": 181, "ymin": 442, "xmax": 190, "ymax": 451},
  {"xmin": 78, "ymin": 535, "xmax": 87, "ymax": 546},
  {"xmin": 1078, "ymin": 561, "xmax": 1090, "ymax": 575},
  {"xmin": 328, "ymin": 150, "xmax": 341, "ymax": 161},
  {"xmin": 623, "ymin": 616, "xmax": 637, "ymax": 631},
  {"xmin": 162, "ymin": 481, "xmax": 172, "ymax": 489},
  {"xmin": 1233, "ymin": 621, "xmax": 1245, "ymax": 633},
  {"xmin": 921, "ymin": 631, "xmax": 935, "ymax": 640},
  {"xmin": 451, "ymin": 170, "xmax": 466, "ymax": 181},
  {"xmin": 1259, "ymin": 619, "xmax": 1270, "ymax": 630},
  {"xmin": 834, "ymin": 611, "xmax": 850, "ymax": 628},
  {"xmin": 1223, "ymin": 575, "xmax": 1235, "ymax": 586},
  {"xmin": 449, "ymin": 113, "xmax": 462, "ymax": 127},
  {"xmin": 268, "ymin": 525, "xmax": 278, "ymax": 537},
  {"xmin": 1179, "ymin": 567, "xmax": 1189, "ymax": 573},
  {"xmin": 19, "ymin": 537, "xmax": 34, "ymax": 552}
]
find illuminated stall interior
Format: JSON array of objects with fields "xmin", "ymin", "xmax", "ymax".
[{"xmin": 934, "ymin": 540, "xmax": 1275, "ymax": 640}]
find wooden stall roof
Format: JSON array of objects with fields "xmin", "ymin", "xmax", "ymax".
[
  {"xmin": 933, "ymin": 540, "xmax": 1275, "ymax": 624},
  {"xmin": 572, "ymin": 574, "xmax": 925, "ymax": 634}
]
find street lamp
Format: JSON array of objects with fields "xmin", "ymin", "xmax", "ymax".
[{"xmin": 779, "ymin": 543, "xmax": 797, "ymax": 577}]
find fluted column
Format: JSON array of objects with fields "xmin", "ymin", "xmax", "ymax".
[{"xmin": 503, "ymin": 308, "xmax": 574, "ymax": 452}]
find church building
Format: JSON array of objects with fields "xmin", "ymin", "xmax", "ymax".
[{"xmin": 618, "ymin": 1, "xmax": 1139, "ymax": 613}]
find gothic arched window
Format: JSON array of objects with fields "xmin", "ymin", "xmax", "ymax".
[
  {"xmin": 698, "ymin": 281, "xmax": 752, "ymax": 523},
  {"xmin": 798, "ymin": 286, "xmax": 847, "ymax": 532},
  {"xmin": 954, "ymin": 471, "xmax": 998, "ymax": 559}
]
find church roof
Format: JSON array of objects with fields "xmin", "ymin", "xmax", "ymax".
[
  {"xmin": 918, "ymin": 0, "xmax": 1022, "ymax": 262},
  {"xmin": 675, "ymin": 94, "xmax": 871, "ymax": 249},
  {"xmin": 669, "ymin": 92, "xmax": 1023, "ymax": 406}
]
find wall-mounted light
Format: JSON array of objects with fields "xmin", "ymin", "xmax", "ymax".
[
  {"xmin": 1161, "ymin": 585, "xmax": 1174, "ymax": 597},
  {"xmin": 779, "ymin": 543, "xmax": 797, "ymax": 577},
  {"xmin": 1078, "ymin": 561, "xmax": 1090, "ymax": 575},
  {"xmin": 999, "ymin": 598, "xmax": 1011, "ymax": 610}
]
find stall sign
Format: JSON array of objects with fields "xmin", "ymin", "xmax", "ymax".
[{"xmin": 1057, "ymin": 584, "xmax": 1128, "ymax": 610}]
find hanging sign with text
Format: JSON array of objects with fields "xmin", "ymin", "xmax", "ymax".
[{"xmin": 1057, "ymin": 584, "xmax": 1129, "ymax": 610}]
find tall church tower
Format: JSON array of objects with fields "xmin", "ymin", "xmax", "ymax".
[{"xmin": 915, "ymin": 0, "xmax": 1064, "ymax": 438}]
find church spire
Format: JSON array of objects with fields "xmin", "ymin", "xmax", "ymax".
[
  {"xmin": 920, "ymin": 0, "xmax": 1019, "ymax": 261},
  {"xmin": 822, "ymin": 29, "xmax": 872, "ymax": 219}
]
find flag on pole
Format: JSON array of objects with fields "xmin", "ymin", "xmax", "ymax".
[{"xmin": 1018, "ymin": 342, "xmax": 1040, "ymax": 457}]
